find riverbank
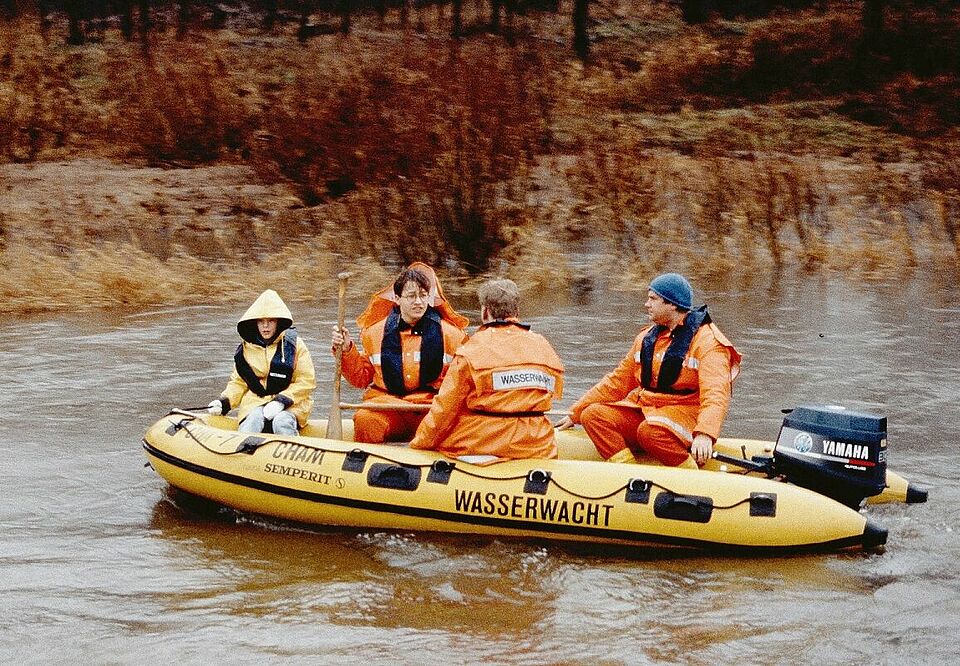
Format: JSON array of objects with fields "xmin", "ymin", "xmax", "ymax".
[{"xmin": 2, "ymin": 2, "xmax": 958, "ymax": 314}]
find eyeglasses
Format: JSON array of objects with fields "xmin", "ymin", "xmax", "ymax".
[{"xmin": 400, "ymin": 291, "xmax": 429, "ymax": 302}]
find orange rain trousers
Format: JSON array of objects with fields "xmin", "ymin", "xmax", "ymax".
[
  {"xmin": 354, "ymin": 408, "xmax": 425, "ymax": 443},
  {"xmin": 580, "ymin": 403, "xmax": 692, "ymax": 466}
]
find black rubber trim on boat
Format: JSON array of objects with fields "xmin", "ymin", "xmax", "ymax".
[
  {"xmin": 905, "ymin": 484, "xmax": 929, "ymax": 503},
  {"xmin": 862, "ymin": 520, "xmax": 888, "ymax": 548},
  {"xmin": 367, "ymin": 463, "xmax": 422, "ymax": 491},
  {"xmin": 142, "ymin": 439, "xmax": 886, "ymax": 554},
  {"xmin": 653, "ymin": 492, "xmax": 713, "ymax": 523},
  {"xmin": 749, "ymin": 492, "xmax": 777, "ymax": 517}
]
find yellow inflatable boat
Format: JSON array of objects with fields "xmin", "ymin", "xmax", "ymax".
[
  {"xmin": 321, "ymin": 417, "xmax": 924, "ymax": 506},
  {"xmin": 143, "ymin": 409, "xmax": 892, "ymax": 553}
]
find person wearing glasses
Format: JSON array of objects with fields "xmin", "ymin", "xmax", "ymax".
[{"xmin": 331, "ymin": 263, "xmax": 469, "ymax": 443}]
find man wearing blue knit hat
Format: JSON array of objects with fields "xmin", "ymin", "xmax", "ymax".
[{"xmin": 557, "ymin": 273, "xmax": 741, "ymax": 468}]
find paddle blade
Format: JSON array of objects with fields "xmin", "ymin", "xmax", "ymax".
[{"xmin": 325, "ymin": 402, "xmax": 343, "ymax": 439}]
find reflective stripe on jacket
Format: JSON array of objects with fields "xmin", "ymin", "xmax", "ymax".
[{"xmin": 410, "ymin": 321, "xmax": 564, "ymax": 459}]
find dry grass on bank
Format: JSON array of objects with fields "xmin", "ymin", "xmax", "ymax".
[
  {"xmin": 0, "ymin": 238, "xmax": 397, "ymax": 314},
  {"xmin": 566, "ymin": 140, "xmax": 960, "ymax": 284}
]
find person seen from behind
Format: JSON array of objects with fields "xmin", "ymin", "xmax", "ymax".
[{"xmin": 410, "ymin": 278, "xmax": 564, "ymax": 459}]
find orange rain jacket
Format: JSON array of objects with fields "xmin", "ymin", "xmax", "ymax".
[
  {"xmin": 340, "ymin": 262, "xmax": 469, "ymax": 406},
  {"xmin": 570, "ymin": 318, "xmax": 740, "ymax": 445},
  {"xmin": 220, "ymin": 289, "xmax": 316, "ymax": 427},
  {"xmin": 410, "ymin": 320, "xmax": 564, "ymax": 459},
  {"xmin": 340, "ymin": 315, "xmax": 468, "ymax": 404}
]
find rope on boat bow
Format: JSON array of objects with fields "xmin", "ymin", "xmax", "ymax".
[{"xmin": 166, "ymin": 411, "xmax": 765, "ymax": 512}]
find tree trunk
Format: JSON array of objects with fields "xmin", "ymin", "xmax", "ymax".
[
  {"xmin": 297, "ymin": 0, "xmax": 311, "ymax": 43},
  {"xmin": 573, "ymin": 0, "xmax": 589, "ymax": 61},
  {"xmin": 66, "ymin": 0, "xmax": 85, "ymax": 45},
  {"xmin": 452, "ymin": 0, "xmax": 462, "ymax": 37},
  {"xmin": 177, "ymin": 0, "xmax": 189, "ymax": 39},
  {"xmin": 120, "ymin": 0, "xmax": 134, "ymax": 40},
  {"xmin": 863, "ymin": 0, "xmax": 885, "ymax": 47},
  {"xmin": 680, "ymin": 0, "xmax": 710, "ymax": 25},
  {"xmin": 263, "ymin": 0, "xmax": 278, "ymax": 30},
  {"xmin": 340, "ymin": 0, "xmax": 350, "ymax": 34},
  {"xmin": 38, "ymin": 0, "xmax": 51, "ymax": 36},
  {"xmin": 376, "ymin": 0, "xmax": 387, "ymax": 29},
  {"xmin": 137, "ymin": 0, "xmax": 151, "ymax": 48}
]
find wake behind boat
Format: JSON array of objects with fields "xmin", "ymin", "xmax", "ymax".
[{"xmin": 141, "ymin": 405, "xmax": 904, "ymax": 554}]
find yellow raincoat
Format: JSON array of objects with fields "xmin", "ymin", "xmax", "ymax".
[{"xmin": 219, "ymin": 290, "xmax": 316, "ymax": 427}]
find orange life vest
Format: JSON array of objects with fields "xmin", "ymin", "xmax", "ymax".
[
  {"xmin": 571, "ymin": 316, "xmax": 740, "ymax": 443},
  {"xmin": 341, "ymin": 310, "xmax": 468, "ymax": 404}
]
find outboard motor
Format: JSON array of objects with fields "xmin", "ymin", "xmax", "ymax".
[{"xmin": 773, "ymin": 405, "xmax": 887, "ymax": 508}]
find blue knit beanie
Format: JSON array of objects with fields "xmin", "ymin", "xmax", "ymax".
[{"xmin": 649, "ymin": 273, "xmax": 693, "ymax": 310}]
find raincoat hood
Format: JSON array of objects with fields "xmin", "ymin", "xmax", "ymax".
[
  {"xmin": 237, "ymin": 289, "xmax": 294, "ymax": 344},
  {"xmin": 356, "ymin": 262, "xmax": 469, "ymax": 330}
]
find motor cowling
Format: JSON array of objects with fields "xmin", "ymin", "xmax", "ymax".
[{"xmin": 773, "ymin": 405, "xmax": 888, "ymax": 508}]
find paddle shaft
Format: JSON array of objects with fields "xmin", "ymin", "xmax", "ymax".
[
  {"xmin": 325, "ymin": 272, "xmax": 352, "ymax": 439},
  {"xmin": 339, "ymin": 402, "xmax": 572, "ymax": 417}
]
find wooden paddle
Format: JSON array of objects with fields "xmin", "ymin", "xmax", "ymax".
[{"xmin": 325, "ymin": 271, "xmax": 353, "ymax": 439}]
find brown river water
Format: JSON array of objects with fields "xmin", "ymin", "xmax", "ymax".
[{"xmin": 2, "ymin": 273, "xmax": 959, "ymax": 664}]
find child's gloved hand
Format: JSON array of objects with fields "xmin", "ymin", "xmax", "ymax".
[
  {"xmin": 262, "ymin": 400, "xmax": 284, "ymax": 420},
  {"xmin": 207, "ymin": 399, "xmax": 224, "ymax": 415}
]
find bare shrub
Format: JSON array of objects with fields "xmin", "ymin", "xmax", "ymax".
[
  {"xmin": 567, "ymin": 136, "xmax": 663, "ymax": 258},
  {"xmin": 634, "ymin": 9, "xmax": 861, "ymax": 110},
  {"xmin": 922, "ymin": 154, "xmax": 960, "ymax": 257},
  {"xmin": 626, "ymin": 31, "xmax": 734, "ymax": 112},
  {"xmin": 104, "ymin": 40, "xmax": 252, "ymax": 164},
  {"xmin": 0, "ymin": 19, "xmax": 83, "ymax": 162},
  {"xmin": 567, "ymin": 131, "xmax": 846, "ymax": 274},
  {"xmin": 254, "ymin": 40, "xmax": 556, "ymax": 273}
]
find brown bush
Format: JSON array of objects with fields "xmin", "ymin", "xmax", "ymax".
[
  {"xmin": 254, "ymin": 39, "xmax": 556, "ymax": 272},
  {"xmin": 567, "ymin": 135, "xmax": 844, "ymax": 274},
  {"xmin": 633, "ymin": 9, "xmax": 862, "ymax": 111},
  {"xmin": 628, "ymin": 4, "xmax": 960, "ymax": 140},
  {"xmin": 922, "ymin": 154, "xmax": 960, "ymax": 256},
  {"xmin": 0, "ymin": 19, "xmax": 84, "ymax": 162},
  {"xmin": 103, "ymin": 39, "xmax": 252, "ymax": 164}
]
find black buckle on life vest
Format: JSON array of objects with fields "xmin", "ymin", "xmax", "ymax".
[
  {"xmin": 342, "ymin": 449, "xmax": 369, "ymax": 472},
  {"xmin": 524, "ymin": 469, "xmax": 551, "ymax": 495},
  {"xmin": 427, "ymin": 459, "xmax": 455, "ymax": 485},
  {"xmin": 625, "ymin": 478, "xmax": 651, "ymax": 504}
]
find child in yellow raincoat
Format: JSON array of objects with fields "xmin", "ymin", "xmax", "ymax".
[{"xmin": 208, "ymin": 289, "xmax": 316, "ymax": 435}]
